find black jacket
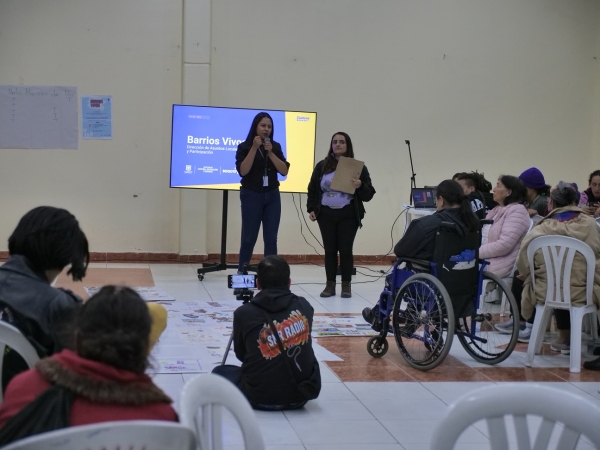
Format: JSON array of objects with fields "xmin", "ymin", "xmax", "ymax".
[
  {"xmin": 469, "ymin": 191, "xmax": 486, "ymax": 219},
  {"xmin": 233, "ymin": 288, "xmax": 320, "ymax": 406},
  {"xmin": 583, "ymin": 187, "xmax": 600, "ymax": 205},
  {"xmin": 483, "ymin": 192, "xmax": 497, "ymax": 215},
  {"xmin": 0, "ymin": 255, "xmax": 81, "ymax": 390},
  {"xmin": 306, "ymin": 159, "xmax": 376, "ymax": 227},
  {"xmin": 235, "ymin": 140, "xmax": 290, "ymax": 192},
  {"xmin": 394, "ymin": 208, "xmax": 471, "ymax": 261}
]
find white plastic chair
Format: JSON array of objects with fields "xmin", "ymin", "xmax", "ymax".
[
  {"xmin": 1, "ymin": 420, "xmax": 196, "ymax": 450},
  {"xmin": 531, "ymin": 214, "xmax": 543, "ymax": 226},
  {"xmin": 0, "ymin": 321, "xmax": 40, "ymax": 402},
  {"xmin": 524, "ymin": 235, "xmax": 598, "ymax": 372},
  {"xmin": 179, "ymin": 373, "xmax": 265, "ymax": 450},
  {"xmin": 430, "ymin": 383, "xmax": 600, "ymax": 450}
]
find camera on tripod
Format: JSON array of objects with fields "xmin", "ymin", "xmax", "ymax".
[{"xmin": 228, "ymin": 272, "xmax": 256, "ymax": 302}]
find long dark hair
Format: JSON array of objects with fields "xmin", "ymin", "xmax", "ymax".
[
  {"xmin": 244, "ymin": 112, "xmax": 274, "ymax": 143},
  {"xmin": 499, "ymin": 175, "xmax": 526, "ymax": 205},
  {"xmin": 8, "ymin": 206, "xmax": 89, "ymax": 281},
  {"xmin": 75, "ymin": 286, "xmax": 151, "ymax": 374},
  {"xmin": 323, "ymin": 132, "xmax": 354, "ymax": 174},
  {"xmin": 588, "ymin": 170, "xmax": 600, "ymax": 185},
  {"xmin": 437, "ymin": 180, "xmax": 479, "ymax": 232}
]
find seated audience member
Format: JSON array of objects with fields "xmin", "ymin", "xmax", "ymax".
[
  {"xmin": 479, "ymin": 176, "xmax": 530, "ymax": 278},
  {"xmin": 519, "ymin": 167, "xmax": 550, "ymax": 217},
  {"xmin": 454, "ymin": 171, "xmax": 496, "ymax": 214},
  {"xmin": 213, "ymin": 256, "xmax": 321, "ymax": 410},
  {"xmin": 0, "ymin": 286, "xmax": 176, "ymax": 443},
  {"xmin": 0, "ymin": 206, "xmax": 89, "ymax": 390},
  {"xmin": 363, "ymin": 180, "xmax": 479, "ymax": 328},
  {"xmin": 454, "ymin": 172, "xmax": 487, "ymax": 219},
  {"xmin": 580, "ymin": 170, "xmax": 600, "ymax": 217},
  {"xmin": 513, "ymin": 183, "xmax": 600, "ymax": 361},
  {"xmin": 497, "ymin": 182, "xmax": 583, "ymax": 341}
]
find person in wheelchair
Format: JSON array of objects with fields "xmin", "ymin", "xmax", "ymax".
[{"xmin": 363, "ymin": 180, "xmax": 479, "ymax": 330}]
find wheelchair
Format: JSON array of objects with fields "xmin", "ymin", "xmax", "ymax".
[{"xmin": 366, "ymin": 221, "xmax": 520, "ymax": 370}]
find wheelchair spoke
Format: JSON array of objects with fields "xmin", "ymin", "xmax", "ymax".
[
  {"xmin": 456, "ymin": 272, "xmax": 520, "ymax": 364},
  {"xmin": 392, "ymin": 274, "xmax": 454, "ymax": 371}
]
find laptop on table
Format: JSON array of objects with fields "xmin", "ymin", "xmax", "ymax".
[{"xmin": 411, "ymin": 187, "xmax": 437, "ymax": 210}]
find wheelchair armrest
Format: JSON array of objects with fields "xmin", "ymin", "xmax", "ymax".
[{"xmin": 396, "ymin": 257, "xmax": 432, "ymax": 270}]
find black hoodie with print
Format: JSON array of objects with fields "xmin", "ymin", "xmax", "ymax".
[{"xmin": 233, "ymin": 288, "xmax": 321, "ymax": 406}]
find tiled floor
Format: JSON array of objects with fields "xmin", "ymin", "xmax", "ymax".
[{"xmin": 56, "ymin": 262, "xmax": 600, "ymax": 449}]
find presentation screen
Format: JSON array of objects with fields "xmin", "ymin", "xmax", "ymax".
[{"xmin": 170, "ymin": 105, "xmax": 317, "ymax": 193}]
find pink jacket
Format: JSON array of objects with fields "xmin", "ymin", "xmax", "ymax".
[{"xmin": 480, "ymin": 203, "xmax": 530, "ymax": 278}]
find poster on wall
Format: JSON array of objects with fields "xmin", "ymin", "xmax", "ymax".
[
  {"xmin": 0, "ymin": 85, "xmax": 78, "ymax": 149},
  {"xmin": 81, "ymin": 96, "xmax": 112, "ymax": 139}
]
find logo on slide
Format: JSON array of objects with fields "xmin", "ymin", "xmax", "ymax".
[
  {"xmin": 296, "ymin": 116, "xmax": 310, "ymax": 122},
  {"xmin": 184, "ymin": 165, "xmax": 193, "ymax": 174}
]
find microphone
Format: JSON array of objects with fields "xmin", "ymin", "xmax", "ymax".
[
  {"xmin": 264, "ymin": 137, "xmax": 270, "ymax": 144},
  {"xmin": 405, "ymin": 140, "xmax": 410, "ymax": 145}
]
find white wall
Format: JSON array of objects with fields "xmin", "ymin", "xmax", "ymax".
[
  {"xmin": 208, "ymin": 0, "xmax": 600, "ymax": 256},
  {"xmin": 0, "ymin": 0, "xmax": 182, "ymax": 253},
  {"xmin": 1, "ymin": 0, "xmax": 599, "ymax": 256}
]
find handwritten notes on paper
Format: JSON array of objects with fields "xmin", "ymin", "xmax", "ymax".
[{"xmin": 0, "ymin": 85, "xmax": 78, "ymax": 149}]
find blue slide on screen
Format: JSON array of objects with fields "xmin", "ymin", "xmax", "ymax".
[{"xmin": 170, "ymin": 105, "xmax": 316, "ymax": 193}]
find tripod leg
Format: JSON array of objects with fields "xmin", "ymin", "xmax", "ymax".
[{"xmin": 221, "ymin": 330, "xmax": 235, "ymax": 365}]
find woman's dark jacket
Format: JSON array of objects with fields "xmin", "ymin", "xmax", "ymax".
[
  {"xmin": 0, "ymin": 255, "xmax": 81, "ymax": 391},
  {"xmin": 394, "ymin": 208, "xmax": 471, "ymax": 261},
  {"xmin": 306, "ymin": 159, "xmax": 376, "ymax": 227},
  {"xmin": 235, "ymin": 140, "xmax": 290, "ymax": 192}
]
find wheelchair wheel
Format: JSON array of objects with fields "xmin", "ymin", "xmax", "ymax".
[
  {"xmin": 367, "ymin": 336, "xmax": 389, "ymax": 358},
  {"xmin": 392, "ymin": 274, "xmax": 455, "ymax": 371},
  {"xmin": 456, "ymin": 271, "xmax": 519, "ymax": 364}
]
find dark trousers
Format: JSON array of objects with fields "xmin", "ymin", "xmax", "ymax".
[
  {"xmin": 512, "ymin": 271, "xmax": 570, "ymax": 330},
  {"xmin": 212, "ymin": 364, "xmax": 243, "ymax": 386},
  {"xmin": 239, "ymin": 187, "xmax": 281, "ymax": 271},
  {"xmin": 212, "ymin": 365, "xmax": 306, "ymax": 411},
  {"xmin": 512, "ymin": 272, "xmax": 535, "ymax": 324},
  {"xmin": 317, "ymin": 204, "xmax": 359, "ymax": 282}
]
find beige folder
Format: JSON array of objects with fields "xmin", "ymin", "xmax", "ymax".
[{"xmin": 330, "ymin": 156, "xmax": 364, "ymax": 194}]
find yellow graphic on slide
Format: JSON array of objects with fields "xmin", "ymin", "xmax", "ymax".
[{"xmin": 174, "ymin": 112, "xmax": 316, "ymax": 193}]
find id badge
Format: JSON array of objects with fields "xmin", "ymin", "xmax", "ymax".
[{"xmin": 263, "ymin": 175, "xmax": 269, "ymax": 187}]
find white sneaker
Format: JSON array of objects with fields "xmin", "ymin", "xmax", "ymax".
[
  {"xmin": 517, "ymin": 323, "xmax": 533, "ymax": 343},
  {"xmin": 494, "ymin": 318, "xmax": 514, "ymax": 334}
]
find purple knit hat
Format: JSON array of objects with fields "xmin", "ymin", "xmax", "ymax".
[{"xmin": 519, "ymin": 167, "xmax": 549, "ymax": 189}]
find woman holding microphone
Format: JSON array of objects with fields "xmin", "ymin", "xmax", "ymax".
[
  {"xmin": 236, "ymin": 112, "xmax": 290, "ymax": 273},
  {"xmin": 307, "ymin": 132, "xmax": 376, "ymax": 298}
]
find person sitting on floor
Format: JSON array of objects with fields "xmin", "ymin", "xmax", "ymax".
[
  {"xmin": 212, "ymin": 255, "xmax": 321, "ymax": 410},
  {"xmin": 363, "ymin": 180, "xmax": 480, "ymax": 329},
  {"xmin": 0, "ymin": 206, "xmax": 89, "ymax": 391},
  {"xmin": 0, "ymin": 286, "xmax": 176, "ymax": 444},
  {"xmin": 514, "ymin": 182, "xmax": 600, "ymax": 362}
]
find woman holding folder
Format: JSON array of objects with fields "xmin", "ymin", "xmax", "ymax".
[{"xmin": 307, "ymin": 132, "xmax": 376, "ymax": 298}]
